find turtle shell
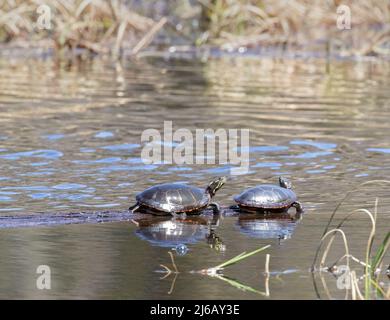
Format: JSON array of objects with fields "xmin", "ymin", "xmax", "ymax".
[
  {"xmin": 234, "ymin": 185, "xmax": 297, "ymax": 209},
  {"xmin": 136, "ymin": 183, "xmax": 210, "ymax": 214}
]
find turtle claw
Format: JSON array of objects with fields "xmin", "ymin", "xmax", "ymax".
[
  {"xmin": 129, "ymin": 204, "xmax": 140, "ymax": 213},
  {"xmin": 292, "ymin": 201, "xmax": 304, "ymax": 214},
  {"xmin": 208, "ymin": 202, "xmax": 221, "ymax": 214}
]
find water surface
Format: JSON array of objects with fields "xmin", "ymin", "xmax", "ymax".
[{"xmin": 0, "ymin": 56, "xmax": 389, "ymax": 299}]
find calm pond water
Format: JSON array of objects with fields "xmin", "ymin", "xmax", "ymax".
[{"xmin": 0, "ymin": 56, "xmax": 389, "ymax": 299}]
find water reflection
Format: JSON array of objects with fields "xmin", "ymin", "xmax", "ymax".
[
  {"xmin": 237, "ymin": 213, "xmax": 300, "ymax": 240},
  {"xmin": 133, "ymin": 215, "xmax": 222, "ymax": 250}
]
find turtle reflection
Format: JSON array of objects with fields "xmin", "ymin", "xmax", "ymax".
[
  {"xmin": 237, "ymin": 213, "xmax": 300, "ymax": 240},
  {"xmin": 206, "ymin": 228, "xmax": 226, "ymax": 252},
  {"xmin": 133, "ymin": 215, "xmax": 222, "ymax": 250}
]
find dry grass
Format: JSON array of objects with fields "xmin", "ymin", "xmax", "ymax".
[
  {"xmin": 199, "ymin": 0, "xmax": 390, "ymax": 56},
  {"xmin": 316, "ymin": 211, "xmax": 389, "ymax": 300},
  {"xmin": 313, "ymin": 181, "xmax": 390, "ymax": 300},
  {"xmin": 0, "ymin": 0, "xmax": 165, "ymax": 57},
  {"xmin": 319, "ymin": 209, "xmax": 390, "ymax": 300},
  {"xmin": 1, "ymin": 1, "xmax": 390, "ymax": 57}
]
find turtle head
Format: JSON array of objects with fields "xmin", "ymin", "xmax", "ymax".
[
  {"xmin": 206, "ymin": 176, "xmax": 227, "ymax": 197},
  {"xmin": 279, "ymin": 176, "xmax": 292, "ymax": 189}
]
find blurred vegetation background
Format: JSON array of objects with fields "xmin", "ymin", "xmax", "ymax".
[{"xmin": 0, "ymin": 0, "xmax": 389, "ymax": 58}]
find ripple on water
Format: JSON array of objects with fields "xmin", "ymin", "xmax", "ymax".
[
  {"xmin": 117, "ymin": 183, "xmax": 133, "ymax": 188},
  {"xmin": 290, "ymin": 140, "xmax": 337, "ymax": 150},
  {"xmin": 168, "ymin": 167, "xmax": 193, "ymax": 171},
  {"xmin": 94, "ymin": 131, "xmax": 114, "ymax": 138},
  {"xmin": 101, "ymin": 143, "xmax": 140, "ymax": 151},
  {"xmin": 306, "ymin": 169, "xmax": 327, "ymax": 174},
  {"xmin": 78, "ymin": 203, "xmax": 121, "ymax": 208},
  {"xmin": 124, "ymin": 158, "xmax": 144, "ymax": 164},
  {"xmin": 0, "ymin": 149, "xmax": 63, "ymax": 160},
  {"xmin": 367, "ymin": 148, "xmax": 390, "ymax": 154},
  {"xmin": 79, "ymin": 148, "xmax": 96, "ymax": 153},
  {"xmin": 42, "ymin": 134, "xmax": 65, "ymax": 141},
  {"xmin": 21, "ymin": 171, "xmax": 54, "ymax": 177},
  {"xmin": 72, "ymin": 157, "xmax": 122, "ymax": 165},
  {"xmin": 0, "ymin": 207, "xmax": 23, "ymax": 212},
  {"xmin": 0, "ymin": 191, "xmax": 19, "ymax": 195},
  {"xmin": 2, "ymin": 185, "xmax": 51, "ymax": 191},
  {"xmin": 99, "ymin": 164, "xmax": 158, "ymax": 173},
  {"xmin": 30, "ymin": 162, "xmax": 50, "ymax": 166},
  {"xmin": 0, "ymin": 196, "xmax": 13, "ymax": 201},
  {"xmin": 252, "ymin": 162, "xmax": 282, "ymax": 169},
  {"xmin": 238, "ymin": 145, "xmax": 289, "ymax": 153},
  {"xmin": 322, "ymin": 165, "xmax": 336, "ymax": 170},
  {"xmin": 287, "ymin": 140, "xmax": 337, "ymax": 159},
  {"xmin": 28, "ymin": 193, "xmax": 50, "ymax": 199},
  {"xmin": 289, "ymin": 151, "xmax": 334, "ymax": 159},
  {"xmin": 52, "ymin": 183, "xmax": 87, "ymax": 190},
  {"xmin": 355, "ymin": 173, "xmax": 369, "ymax": 177},
  {"xmin": 55, "ymin": 193, "xmax": 93, "ymax": 201}
]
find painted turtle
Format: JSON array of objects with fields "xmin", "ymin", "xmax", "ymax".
[
  {"xmin": 129, "ymin": 177, "xmax": 226, "ymax": 216},
  {"xmin": 233, "ymin": 177, "xmax": 303, "ymax": 214}
]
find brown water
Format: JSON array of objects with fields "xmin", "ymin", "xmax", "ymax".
[{"xmin": 0, "ymin": 56, "xmax": 389, "ymax": 299}]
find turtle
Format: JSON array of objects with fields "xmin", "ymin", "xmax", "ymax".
[
  {"xmin": 129, "ymin": 177, "xmax": 226, "ymax": 216},
  {"xmin": 232, "ymin": 177, "xmax": 303, "ymax": 214}
]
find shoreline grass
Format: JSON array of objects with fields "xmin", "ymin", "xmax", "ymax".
[
  {"xmin": 199, "ymin": 0, "xmax": 390, "ymax": 57},
  {"xmin": 1, "ymin": 1, "xmax": 390, "ymax": 59},
  {"xmin": 0, "ymin": 0, "xmax": 163, "ymax": 57},
  {"xmin": 313, "ymin": 183, "xmax": 390, "ymax": 300}
]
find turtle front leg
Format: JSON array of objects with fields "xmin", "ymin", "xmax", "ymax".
[
  {"xmin": 292, "ymin": 201, "xmax": 304, "ymax": 214},
  {"xmin": 208, "ymin": 202, "xmax": 221, "ymax": 214},
  {"xmin": 129, "ymin": 203, "xmax": 140, "ymax": 213}
]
